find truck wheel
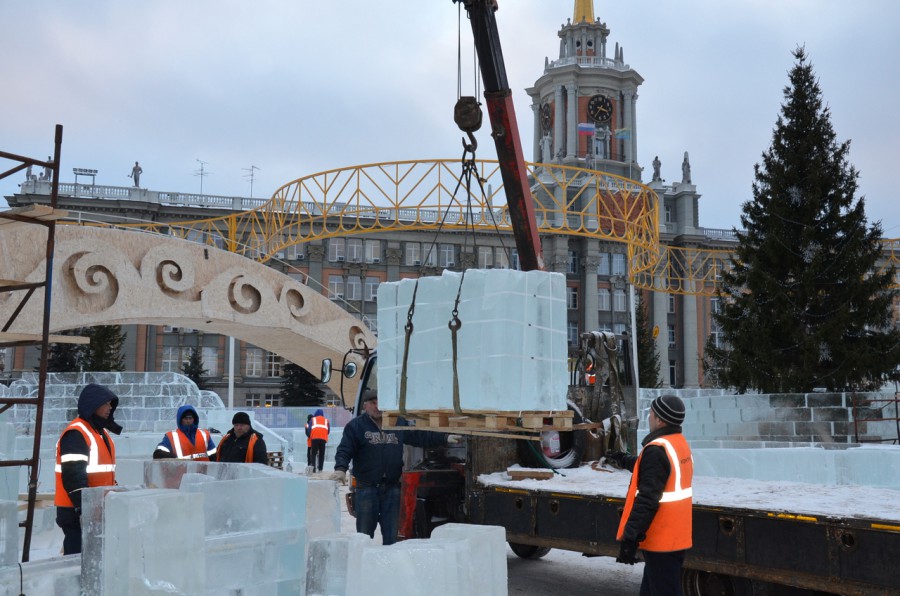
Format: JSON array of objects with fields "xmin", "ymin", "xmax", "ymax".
[
  {"xmin": 682, "ymin": 569, "xmax": 752, "ymax": 596},
  {"xmin": 508, "ymin": 542, "xmax": 551, "ymax": 559}
]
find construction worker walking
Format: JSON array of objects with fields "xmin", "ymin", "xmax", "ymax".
[{"xmin": 306, "ymin": 409, "xmax": 330, "ymax": 472}]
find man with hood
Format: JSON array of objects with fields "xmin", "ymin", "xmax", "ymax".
[
  {"xmin": 55, "ymin": 383, "xmax": 123, "ymax": 555},
  {"xmin": 306, "ymin": 408, "xmax": 330, "ymax": 472},
  {"xmin": 153, "ymin": 404, "xmax": 217, "ymax": 460},
  {"xmin": 215, "ymin": 411, "xmax": 269, "ymax": 464}
]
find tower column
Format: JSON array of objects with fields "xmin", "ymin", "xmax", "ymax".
[
  {"xmin": 652, "ymin": 286, "xmax": 670, "ymax": 388},
  {"xmin": 554, "ymin": 86, "xmax": 565, "ymax": 161},
  {"xmin": 621, "ymin": 89, "xmax": 634, "ymax": 164},
  {"xmin": 682, "ymin": 295, "xmax": 699, "ymax": 387},
  {"xmin": 566, "ymin": 83, "xmax": 577, "ymax": 159},
  {"xmin": 532, "ymin": 103, "xmax": 541, "ymax": 163}
]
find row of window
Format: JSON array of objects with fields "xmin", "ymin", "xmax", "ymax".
[
  {"xmin": 161, "ymin": 346, "xmax": 283, "ymax": 378},
  {"xmin": 566, "ymin": 251, "xmax": 628, "ymax": 276},
  {"xmin": 566, "ymin": 287, "xmax": 628, "ymax": 311},
  {"xmin": 328, "ymin": 275, "xmax": 380, "ymax": 301}
]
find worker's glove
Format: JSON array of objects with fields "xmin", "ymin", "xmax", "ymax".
[
  {"xmin": 616, "ymin": 539, "xmax": 639, "ymax": 565},
  {"xmin": 446, "ymin": 434, "xmax": 464, "ymax": 447},
  {"xmin": 330, "ymin": 470, "xmax": 347, "ymax": 485},
  {"xmin": 604, "ymin": 451, "xmax": 627, "ymax": 469}
]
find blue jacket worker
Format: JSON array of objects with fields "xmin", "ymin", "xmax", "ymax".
[
  {"xmin": 153, "ymin": 405, "xmax": 217, "ymax": 460},
  {"xmin": 331, "ymin": 389, "xmax": 461, "ymax": 545}
]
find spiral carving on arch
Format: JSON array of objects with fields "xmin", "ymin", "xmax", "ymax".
[
  {"xmin": 228, "ymin": 275, "xmax": 262, "ymax": 315},
  {"xmin": 280, "ymin": 285, "xmax": 309, "ymax": 320},
  {"xmin": 348, "ymin": 325, "xmax": 368, "ymax": 350},
  {"xmin": 66, "ymin": 251, "xmax": 119, "ymax": 311},
  {"xmin": 141, "ymin": 246, "xmax": 196, "ymax": 296}
]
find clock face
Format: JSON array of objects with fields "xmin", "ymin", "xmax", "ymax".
[
  {"xmin": 540, "ymin": 103, "xmax": 552, "ymax": 132},
  {"xmin": 587, "ymin": 94, "xmax": 613, "ymax": 124}
]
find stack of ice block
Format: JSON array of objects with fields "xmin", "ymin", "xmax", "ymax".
[
  {"xmin": 430, "ymin": 523, "xmax": 507, "ymax": 595},
  {"xmin": 306, "ymin": 532, "xmax": 370, "ymax": 596},
  {"xmin": 307, "ymin": 524, "xmax": 508, "ymax": 596},
  {"xmin": 101, "ymin": 489, "xmax": 207, "ymax": 595},
  {"xmin": 377, "ymin": 269, "xmax": 568, "ymax": 412}
]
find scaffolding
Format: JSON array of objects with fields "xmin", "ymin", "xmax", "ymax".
[{"xmin": 0, "ymin": 125, "xmax": 88, "ymax": 562}]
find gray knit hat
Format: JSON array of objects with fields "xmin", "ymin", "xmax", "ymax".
[{"xmin": 651, "ymin": 395, "xmax": 685, "ymax": 426}]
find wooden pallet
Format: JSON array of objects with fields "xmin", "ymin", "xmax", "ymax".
[
  {"xmin": 382, "ymin": 409, "xmax": 574, "ymax": 437},
  {"xmin": 267, "ymin": 451, "xmax": 284, "ymax": 469}
]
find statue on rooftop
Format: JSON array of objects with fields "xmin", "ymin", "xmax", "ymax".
[
  {"xmin": 652, "ymin": 156, "xmax": 661, "ymax": 182},
  {"xmin": 681, "ymin": 152, "xmax": 691, "ymax": 184},
  {"xmin": 129, "ymin": 161, "xmax": 143, "ymax": 187}
]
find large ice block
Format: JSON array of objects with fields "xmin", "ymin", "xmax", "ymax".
[
  {"xmin": 0, "ymin": 501, "xmax": 16, "ymax": 569},
  {"xmin": 102, "ymin": 489, "xmax": 206, "ymax": 595},
  {"xmin": 180, "ymin": 472, "xmax": 308, "ymax": 593},
  {"xmin": 378, "ymin": 269, "xmax": 568, "ymax": 412},
  {"xmin": 306, "ymin": 532, "xmax": 369, "ymax": 596},
  {"xmin": 355, "ymin": 538, "xmax": 471, "ymax": 595},
  {"xmin": 307, "ymin": 479, "xmax": 341, "ymax": 540},
  {"xmin": 430, "ymin": 523, "xmax": 507, "ymax": 595}
]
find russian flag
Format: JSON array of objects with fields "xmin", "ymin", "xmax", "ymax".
[{"xmin": 577, "ymin": 122, "xmax": 595, "ymax": 136}]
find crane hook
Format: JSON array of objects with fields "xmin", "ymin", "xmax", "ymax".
[{"xmin": 454, "ymin": 96, "xmax": 482, "ymax": 154}]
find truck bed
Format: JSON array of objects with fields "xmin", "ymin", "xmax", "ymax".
[{"xmin": 471, "ymin": 466, "xmax": 900, "ymax": 594}]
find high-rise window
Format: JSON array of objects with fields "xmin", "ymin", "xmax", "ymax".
[
  {"xmin": 566, "ymin": 286, "xmax": 578, "ymax": 309},
  {"xmin": 495, "ymin": 248, "xmax": 509, "ymax": 269},
  {"xmin": 365, "ymin": 240, "xmax": 381, "ymax": 263},
  {"xmin": 668, "ymin": 324, "xmax": 676, "ymax": 348},
  {"xmin": 346, "ymin": 276, "xmax": 362, "ymax": 300},
  {"xmin": 201, "ymin": 347, "xmax": 218, "ymax": 377},
  {"xmin": 668, "ymin": 294, "xmax": 676, "ymax": 314},
  {"xmin": 612, "ymin": 253, "xmax": 626, "ymax": 276},
  {"xmin": 613, "ymin": 289, "xmax": 626, "ymax": 312},
  {"xmin": 245, "ymin": 348, "xmax": 263, "ymax": 377},
  {"xmin": 266, "ymin": 353, "xmax": 282, "ymax": 377},
  {"xmin": 405, "ymin": 243, "xmax": 421, "ymax": 265},
  {"xmin": 598, "ymin": 288, "xmax": 611, "ymax": 311},
  {"xmin": 597, "ymin": 253, "xmax": 610, "ymax": 276},
  {"xmin": 440, "ymin": 244, "xmax": 455, "ymax": 267},
  {"xmin": 567, "ymin": 321, "xmax": 579, "ymax": 345},
  {"xmin": 478, "ymin": 246, "xmax": 493, "ymax": 268},
  {"xmin": 567, "ymin": 251, "xmax": 579, "ymax": 274},
  {"xmin": 328, "ymin": 238, "xmax": 346, "ymax": 262},
  {"xmin": 365, "ymin": 277, "xmax": 380, "ymax": 301},
  {"xmin": 347, "ymin": 239, "xmax": 363, "ymax": 262},
  {"xmin": 328, "ymin": 275, "xmax": 344, "ymax": 299}
]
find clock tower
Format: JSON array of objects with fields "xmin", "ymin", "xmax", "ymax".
[{"xmin": 526, "ymin": 1, "xmax": 644, "ymax": 180}]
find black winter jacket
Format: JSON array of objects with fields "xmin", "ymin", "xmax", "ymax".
[{"xmin": 334, "ymin": 414, "xmax": 447, "ymax": 486}]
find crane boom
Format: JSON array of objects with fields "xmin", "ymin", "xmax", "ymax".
[{"xmin": 460, "ymin": 0, "xmax": 544, "ymax": 272}]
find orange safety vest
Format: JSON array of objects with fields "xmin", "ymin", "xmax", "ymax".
[
  {"xmin": 217, "ymin": 432, "xmax": 259, "ymax": 464},
  {"xmin": 616, "ymin": 433, "xmax": 693, "ymax": 552},
  {"xmin": 55, "ymin": 419, "xmax": 117, "ymax": 507},
  {"xmin": 309, "ymin": 415, "xmax": 330, "ymax": 442},
  {"xmin": 167, "ymin": 428, "xmax": 215, "ymax": 461}
]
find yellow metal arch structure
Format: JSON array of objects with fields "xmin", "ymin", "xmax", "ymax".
[{"xmin": 97, "ymin": 159, "xmax": 898, "ymax": 296}]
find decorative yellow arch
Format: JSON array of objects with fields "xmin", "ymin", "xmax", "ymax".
[{"xmin": 75, "ymin": 159, "xmax": 897, "ymax": 296}]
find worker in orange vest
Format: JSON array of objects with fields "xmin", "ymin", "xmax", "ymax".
[
  {"xmin": 55, "ymin": 383, "xmax": 123, "ymax": 555},
  {"xmin": 305, "ymin": 414, "xmax": 314, "ymax": 472},
  {"xmin": 306, "ymin": 409, "xmax": 330, "ymax": 472},
  {"xmin": 153, "ymin": 405, "xmax": 217, "ymax": 460},
  {"xmin": 607, "ymin": 394, "xmax": 693, "ymax": 595},
  {"xmin": 216, "ymin": 411, "xmax": 269, "ymax": 464}
]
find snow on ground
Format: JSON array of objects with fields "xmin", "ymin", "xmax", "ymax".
[{"xmin": 480, "ymin": 465, "xmax": 900, "ymax": 523}]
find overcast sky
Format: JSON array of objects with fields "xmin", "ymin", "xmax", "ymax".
[{"xmin": 2, "ymin": 1, "xmax": 897, "ymax": 235}]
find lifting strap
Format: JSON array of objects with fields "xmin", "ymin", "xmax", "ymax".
[
  {"xmin": 448, "ymin": 270, "xmax": 467, "ymax": 414},
  {"xmin": 398, "ymin": 279, "xmax": 420, "ymax": 416}
]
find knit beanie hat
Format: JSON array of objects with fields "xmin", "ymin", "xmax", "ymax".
[
  {"xmin": 651, "ymin": 395, "xmax": 685, "ymax": 426},
  {"xmin": 232, "ymin": 411, "xmax": 252, "ymax": 425}
]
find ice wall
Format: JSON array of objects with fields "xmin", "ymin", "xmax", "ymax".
[{"xmin": 378, "ymin": 269, "xmax": 568, "ymax": 412}]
